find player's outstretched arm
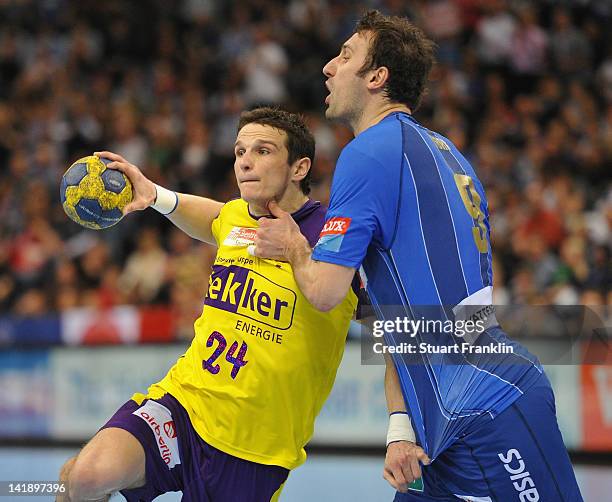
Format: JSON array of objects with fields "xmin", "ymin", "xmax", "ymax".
[
  {"xmin": 383, "ymin": 354, "xmax": 430, "ymax": 493},
  {"xmin": 252, "ymin": 200, "xmax": 354, "ymax": 311},
  {"xmin": 95, "ymin": 151, "xmax": 223, "ymax": 245}
]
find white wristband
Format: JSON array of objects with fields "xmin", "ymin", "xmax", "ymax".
[
  {"xmin": 386, "ymin": 412, "xmax": 416, "ymax": 447},
  {"xmin": 151, "ymin": 184, "xmax": 178, "ymax": 215}
]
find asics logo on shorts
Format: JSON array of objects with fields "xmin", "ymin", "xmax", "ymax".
[
  {"xmin": 498, "ymin": 449, "xmax": 540, "ymax": 501},
  {"xmin": 134, "ymin": 400, "xmax": 181, "ymax": 469}
]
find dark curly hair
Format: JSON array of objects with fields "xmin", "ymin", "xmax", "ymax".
[
  {"xmin": 355, "ymin": 10, "xmax": 436, "ymax": 111},
  {"xmin": 237, "ymin": 107, "xmax": 315, "ymax": 195}
]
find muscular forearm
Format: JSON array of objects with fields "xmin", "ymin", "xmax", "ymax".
[
  {"xmin": 385, "ymin": 354, "xmax": 418, "ymax": 446},
  {"xmin": 165, "ymin": 193, "xmax": 222, "ymax": 245},
  {"xmin": 385, "ymin": 354, "xmax": 407, "ymax": 413},
  {"xmin": 286, "ymin": 233, "xmax": 352, "ymax": 312}
]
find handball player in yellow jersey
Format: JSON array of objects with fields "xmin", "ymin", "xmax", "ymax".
[{"xmin": 57, "ymin": 107, "xmax": 357, "ymax": 502}]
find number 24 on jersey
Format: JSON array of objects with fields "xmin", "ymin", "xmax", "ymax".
[{"xmin": 202, "ymin": 331, "xmax": 248, "ymax": 379}]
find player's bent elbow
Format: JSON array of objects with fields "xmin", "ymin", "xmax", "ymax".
[
  {"xmin": 183, "ymin": 228, "xmax": 210, "ymax": 243},
  {"xmin": 309, "ymin": 290, "xmax": 344, "ymax": 312},
  {"xmin": 305, "ymin": 262, "xmax": 354, "ymax": 312},
  {"xmin": 312, "ymin": 299, "xmax": 335, "ymax": 312},
  {"xmin": 302, "ymin": 265, "xmax": 351, "ymax": 311}
]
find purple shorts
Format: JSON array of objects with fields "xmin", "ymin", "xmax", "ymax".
[{"xmin": 102, "ymin": 393, "xmax": 289, "ymax": 502}]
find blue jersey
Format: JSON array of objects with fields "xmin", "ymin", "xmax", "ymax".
[{"xmin": 312, "ymin": 112, "xmax": 543, "ymax": 459}]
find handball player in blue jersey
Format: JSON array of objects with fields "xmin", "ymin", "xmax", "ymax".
[{"xmin": 253, "ymin": 10, "xmax": 583, "ymax": 501}]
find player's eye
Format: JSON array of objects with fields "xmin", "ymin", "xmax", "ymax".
[
  {"xmin": 258, "ymin": 148, "xmax": 270, "ymax": 155},
  {"xmin": 235, "ymin": 149, "xmax": 245, "ymax": 157}
]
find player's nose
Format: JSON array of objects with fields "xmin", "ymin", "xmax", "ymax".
[
  {"xmin": 237, "ymin": 151, "xmax": 254, "ymax": 171},
  {"xmin": 323, "ymin": 57, "xmax": 336, "ymax": 78}
]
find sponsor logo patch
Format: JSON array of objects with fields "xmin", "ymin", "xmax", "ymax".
[
  {"xmin": 320, "ymin": 217, "xmax": 351, "ymax": 236},
  {"xmin": 224, "ymin": 227, "xmax": 257, "ymax": 246},
  {"xmin": 315, "ymin": 217, "xmax": 351, "ymax": 253},
  {"xmin": 205, "ymin": 265, "xmax": 296, "ymax": 330},
  {"xmin": 133, "ymin": 400, "xmax": 181, "ymax": 469},
  {"xmin": 164, "ymin": 420, "xmax": 177, "ymax": 439}
]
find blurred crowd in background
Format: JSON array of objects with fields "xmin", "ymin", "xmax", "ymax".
[{"xmin": 0, "ymin": 0, "xmax": 610, "ymax": 338}]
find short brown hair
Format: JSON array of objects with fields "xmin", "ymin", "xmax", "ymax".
[
  {"xmin": 237, "ymin": 107, "xmax": 315, "ymax": 195},
  {"xmin": 355, "ymin": 10, "xmax": 436, "ymax": 111}
]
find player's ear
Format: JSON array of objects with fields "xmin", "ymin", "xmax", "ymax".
[
  {"xmin": 291, "ymin": 157, "xmax": 311, "ymax": 182},
  {"xmin": 367, "ymin": 66, "xmax": 389, "ymax": 91}
]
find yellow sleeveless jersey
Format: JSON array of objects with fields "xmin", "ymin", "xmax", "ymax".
[{"xmin": 142, "ymin": 199, "xmax": 357, "ymax": 470}]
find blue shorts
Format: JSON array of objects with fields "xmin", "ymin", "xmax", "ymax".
[
  {"xmin": 102, "ymin": 393, "xmax": 289, "ymax": 502},
  {"xmin": 395, "ymin": 373, "xmax": 583, "ymax": 501}
]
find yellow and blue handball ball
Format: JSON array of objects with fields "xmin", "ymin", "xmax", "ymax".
[{"xmin": 60, "ymin": 155, "xmax": 133, "ymax": 230}]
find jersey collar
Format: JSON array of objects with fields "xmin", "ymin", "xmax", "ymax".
[{"xmin": 247, "ymin": 199, "xmax": 321, "ymax": 223}]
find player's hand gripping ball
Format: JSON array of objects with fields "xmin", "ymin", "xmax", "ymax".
[{"xmin": 60, "ymin": 155, "xmax": 133, "ymax": 230}]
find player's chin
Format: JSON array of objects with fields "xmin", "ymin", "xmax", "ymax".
[
  {"xmin": 239, "ymin": 186, "xmax": 258, "ymax": 201},
  {"xmin": 324, "ymin": 105, "xmax": 341, "ymax": 121},
  {"xmin": 241, "ymin": 191, "xmax": 267, "ymax": 210}
]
